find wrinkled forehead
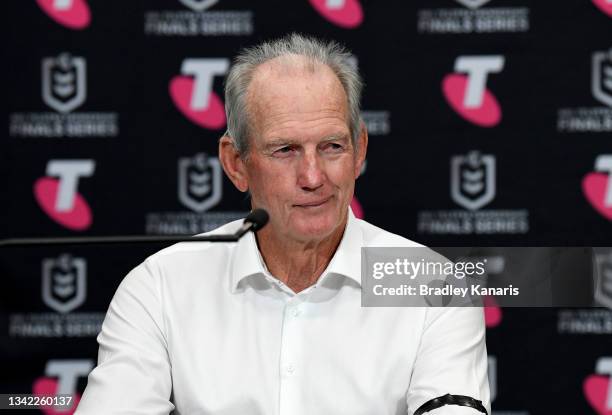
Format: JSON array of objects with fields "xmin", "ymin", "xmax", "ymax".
[
  {"xmin": 248, "ymin": 55, "xmax": 347, "ymax": 102},
  {"xmin": 245, "ymin": 55, "xmax": 349, "ymax": 136}
]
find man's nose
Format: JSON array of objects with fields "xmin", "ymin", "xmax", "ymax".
[{"xmin": 297, "ymin": 150, "xmax": 325, "ymax": 191}]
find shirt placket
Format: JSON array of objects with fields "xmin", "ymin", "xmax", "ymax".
[{"xmin": 277, "ymin": 286, "xmax": 307, "ymax": 415}]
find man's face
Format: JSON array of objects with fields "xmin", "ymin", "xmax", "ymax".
[{"xmin": 238, "ymin": 58, "xmax": 365, "ymax": 243}]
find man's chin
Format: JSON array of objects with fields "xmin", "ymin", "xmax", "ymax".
[{"xmin": 289, "ymin": 216, "xmax": 343, "ymax": 242}]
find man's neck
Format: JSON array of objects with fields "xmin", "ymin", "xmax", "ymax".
[{"xmin": 256, "ymin": 217, "xmax": 347, "ymax": 294}]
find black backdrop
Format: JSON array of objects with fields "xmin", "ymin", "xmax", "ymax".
[{"xmin": 3, "ymin": 1, "xmax": 612, "ymax": 414}]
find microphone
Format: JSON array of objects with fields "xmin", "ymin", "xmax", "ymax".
[
  {"xmin": 0, "ymin": 209, "xmax": 269, "ymax": 247},
  {"xmin": 235, "ymin": 208, "xmax": 269, "ymax": 238}
]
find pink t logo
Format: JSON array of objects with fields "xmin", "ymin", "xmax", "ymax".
[
  {"xmin": 442, "ymin": 55, "xmax": 505, "ymax": 127},
  {"xmin": 169, "ymin": 58, "xmax": 229, "ymax": 130},
  {"xmin": 34, "ymin": 160, "xmax": 95, "ymax": 230}
]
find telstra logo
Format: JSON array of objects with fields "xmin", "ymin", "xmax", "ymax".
[
  {"xmin": 309, "ymin": 0, "xmax": 363, "ymax": 28},
  {"xmin": 583, "ymin": 155, "xmax": 612, "ymax": 220},
  {"xmin": 169, "ymin": 58, "xmax": 229, "ymax": 130},
  {"xmin": 592, "ymin": 0, "xmax": 612, "ymax": 17},
  {"xmin": 442, "ymin": 55, "xmax": 505, "ymax": 127},
  {"xmin": 36, "ymin": 0, "xmax": 91, "ymax": 29},
  {"xmin": 33, "ymin": 359, "xmax": 93, "ymax": 415},
  {"xmin": 34, "ymin": 160, "xmax": 95, "ymax": 231},
  {"xmin": 584, "ymin": 357, "xmax": 612, "ymax": 415}
]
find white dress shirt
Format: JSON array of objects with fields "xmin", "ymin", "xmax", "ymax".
[{"xmin": 76, "ymin": 209, "xmax": 490, "ymax": 415}]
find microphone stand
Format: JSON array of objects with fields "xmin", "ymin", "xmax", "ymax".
[{"xmin": 0, "ymin": 209, "xmax": 269, "ymax": 247}]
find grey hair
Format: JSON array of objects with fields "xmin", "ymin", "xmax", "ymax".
[{"xmin": 224, "ymin": 33, "xmax": 364, "ymax": 156}]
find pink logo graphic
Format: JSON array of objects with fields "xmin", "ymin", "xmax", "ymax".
[
  {"xmin": 442, "ymin": 55, "xmax": 505, "ymax": 127},
  {"xmin": 36, "ymin": 0, "xmax": 91, "ymax": 30},
  {"xmin": 169, "ymin": 58, "xmax": 229, "ymax": 130},
  {"xmin": 34, "ymin": 160, "xmax": 95, "ymax": 231},
  {"xmin": 592, "ymin": 0, "xmax": 612, "ymax": 17},
  {"xmin": 32, "ymin": 360, "xmax": 92, "ymax": 415},
  {"xmin": 584, "ymin": 376, "xmax": 612, "ymax": 414},
  {"xmin": 483, "ymin": 295, "xmax": 502, "ymax": 328},
  {"xmin": 309, "ymin": 0, "xmax": 363, "ymax": 28},
  {"xmin": 583, "ymin": 155, "xmax": 612, "ymax": 220},
  {"xmin": 33, "ymin": 377, "xmax": 81, "ymax": 415},
  {"xmin": 350, "ymin": 196, "xmax": 364, "ymax": 219},
  {"xmin": 585, "ymin": 357, "xmax": 612, "ymax": 414}
]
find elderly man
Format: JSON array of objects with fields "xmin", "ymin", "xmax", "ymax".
[{"xmin": 76, "ymin": 34, "xmax": 489, "ymax": 415}]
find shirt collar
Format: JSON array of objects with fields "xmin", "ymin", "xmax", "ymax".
[
  {"xmin": 230, "ymin": 208, "xmax": 363, "ymax": 293},
  {"xmin": 319, "ymin": 208, "xmax": 362, "ymax": 287}
]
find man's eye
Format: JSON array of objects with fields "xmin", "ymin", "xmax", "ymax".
[
  {"xmin": 323, "ymin": 143, "xmax": 344, "ymax": 152},
  {"xmin": 273, "ymin": 146, "xmax": 295, "ymax": 157}
]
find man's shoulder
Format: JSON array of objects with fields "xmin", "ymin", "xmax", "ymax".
[
  {"xmin": 355, "ymin": 218, "xmax": 454, "ymax": 265},
  {"xmin": 354, "ymin": 217, "xmax": 424, "ymax": 248},
  {"xmin": 113, "ymin": 219, "xmax": 246, "ymax": 300}
]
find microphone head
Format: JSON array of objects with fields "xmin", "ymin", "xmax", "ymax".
[{"xmin": 245, "ymin": 208, "xmax": 269, "ymax": 231}]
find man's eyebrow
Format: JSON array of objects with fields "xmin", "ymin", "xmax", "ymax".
[
  {"xmin": 320, "ymin": 134, "xmax": 350, "ymax": 143},
  {"xmin": 264, "ymin": 139, "xmax": 297, "ymax": 148},
  {"xmin": 263, "ymin": 134, "xmax": 349, "ymax": 148}
]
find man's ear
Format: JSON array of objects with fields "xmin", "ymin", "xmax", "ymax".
[
  {"xmin": 219, "ymin": 136, "xmax": 249, "ymax": 192},
  {"xmin": 354, "ymin": 121, "xmax": 368, "ymax": 179}
]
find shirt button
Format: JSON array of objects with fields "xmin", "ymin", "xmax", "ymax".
[{"xmin": 292, "ymin": 308, "xmax": 301, "ymax": 317}]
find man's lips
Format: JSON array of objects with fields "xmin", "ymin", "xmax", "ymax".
[{"xmin": 294, "ymin": 196, "xmax": 332, "ymax": 208}]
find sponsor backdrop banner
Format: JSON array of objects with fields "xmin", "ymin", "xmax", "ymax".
[{"xmin": 3, "ymin": 0, "xmax": 612, "ymax": 414}]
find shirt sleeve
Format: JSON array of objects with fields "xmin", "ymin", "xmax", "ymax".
[
  {"xmin": 406, "ymin": 307, "xmax": 491, "ymax": 415},
  {"xmin": 75, "ymin": 259, "xmax": 175, "ymax": 415}
]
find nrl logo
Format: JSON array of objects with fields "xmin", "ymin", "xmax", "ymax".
[
  {"xmin": 592, "ymin": 48, "xmax": 612, "ymax": 108},
  {"xmin": 594, "ymin": 250, "xmax": 612, "ymax": 308},
  {"xmin": 42, "ymin": 53, "xmax": 86, "ymax": 114},
  {"xmin": 178, "ymin": 152, "xmax": 222, "ymax": 213},
  {"xmin": 451, "ymin": 150, "xmax": 496, "ymax": 211},
  {"xmin": 454, "ymin": 0, "xmax": 493, "ymax": 9},
  {"xmin": 179, "ymin": 0, "xmax": 219, "ymax": 12},
  {"xmin": 42, "ymin": 254, "xmax": 87, "ymax": 314}
]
